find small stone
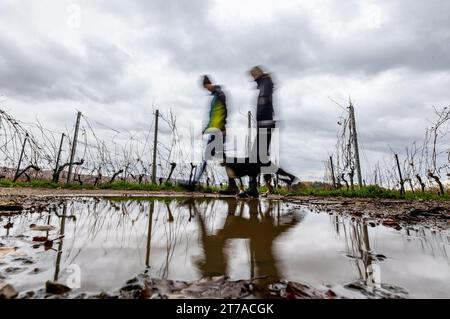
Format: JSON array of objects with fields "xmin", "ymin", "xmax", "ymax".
[
  {"xmin": 0, "ymin": 247, "xmax": 16, "ymax": 258},
  {"xmin": 20, "ymin": 291, "xmax": 36, "ymax": 299},
  {"xmin": 126, "ymin": 277, "xmax": 139, "ymax": 285},
  {"xmin": 0, "ymin": 204, "xmax": 23, "ymax": 212},
  {"xmin": 13, "ymin": 257, "xmax": 35, "ymax": 265},
  {"xmin": 5, "ymin": 267, "xmax": 25, "ymax": 275},
  {"xmin": 44, "ymin": 240, "xmax": 53, "ymax": 251},
  {"xmin": 45, "ymin": 281, "xmax": 71, "ymax": 295},
  {"xmin": 29, "ymin": 268, "xmax": 45, "ymax": 275},
  {"xmin": 150, "ymin": 293, "xmax": 166, "ymax": 299},
  {"xmin": 0, "ymin": 283, "xmax": 18, "ymax": 299},
  {"xmin": 120, "ymin": 284, "xmax": 143, "ymax": 292},
  {"xmin": 172, "ymin": 280, "xmax": 189, "ymax": 291},
  {"xmin": 244, "ymin": 283, "xmax": 254, "ymax": 292}
]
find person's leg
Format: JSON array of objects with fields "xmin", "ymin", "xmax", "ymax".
[
  {"xmin": 259, "ymin": 123, "xmax": 276, "ymax": 192},
  {"xmin": 219, "ymin": 177, "xmax": 239, "ymax": 195},
  {"xmin": 247, "ymin": 175, "xmax": 259, "ymax": 197},
  {"xmin": 264, "ymin": 174, "xmax": 274, "ymax": 194},
  {"xmin": 192, "ymin": 135, "xmax": 216, "ymax": 185},
  {"xmin": 256, "ymin": 124, "xmax": 273, "ymax": 165}
]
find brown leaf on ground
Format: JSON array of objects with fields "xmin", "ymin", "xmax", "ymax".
[{"xmin": 0, "ymin": 283, "xmax": 19, "ymax": 299}]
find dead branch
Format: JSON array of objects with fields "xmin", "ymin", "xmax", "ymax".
[
  {"xmin": 13, "ymin": 165, "xmax": 41, "ymax": 182},
  {"xmin": 428, "ymin": 170, "xmax": 445, "ymax": 196},
  {"xmin": 53, "ymin": 159, "xmax": 85, "ymax": 183},
  {"xmin": 109, "ymin": 169, "xmax": 124, "ymax": 184}
]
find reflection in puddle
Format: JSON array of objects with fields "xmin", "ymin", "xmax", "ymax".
[{"xmin": 0, "ymin": 197, "xmax": 449, "ymax": 298}]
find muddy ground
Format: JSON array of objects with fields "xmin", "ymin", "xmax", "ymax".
[{"xmin": 0, "ymin": 187, "xmax": 449, "ymax": 299}]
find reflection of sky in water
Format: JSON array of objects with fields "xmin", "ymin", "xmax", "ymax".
[{"xmin": 1, "ymin": 197, "xmax": 449, "ymax": 298}]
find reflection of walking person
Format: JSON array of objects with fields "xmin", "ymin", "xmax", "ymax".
[
  {"xmin": 190, "ymin": 76, "xmax": 238, "ymax": 192},
  {"xmin": 194, "ymin": 199, "xmax": 302, "ymax": 296}
]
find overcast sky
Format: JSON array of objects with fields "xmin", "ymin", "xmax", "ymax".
[{"xmin": 1, "ymin": 0, "xmax": 449, "ymax": 181}]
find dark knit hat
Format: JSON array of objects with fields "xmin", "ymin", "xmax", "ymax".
[{"xmin": 202, "ymin": 75, "xmax": 212, "ymax": 86}]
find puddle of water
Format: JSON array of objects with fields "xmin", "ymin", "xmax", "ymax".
[{"xmin": 0, "ymin": 197, "xmax": 449, "ymax": 298}]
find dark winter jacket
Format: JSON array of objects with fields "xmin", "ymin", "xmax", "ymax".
[{"xmin": 255, "ymin": 74, "xmax": 274, "ymax": 122}]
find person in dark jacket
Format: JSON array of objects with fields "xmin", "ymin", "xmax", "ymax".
[{"xmin": 239, "ymin": 66, "xmax": 277, "ymax": 198}]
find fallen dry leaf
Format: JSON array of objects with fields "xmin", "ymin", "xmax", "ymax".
[
  {"xmin": 30, "ymin": 224, "xmax": 56, "ymax": 232},
  {"xmin": 0, "ymin": 247, "xmax": 16, "ymax": 259}
]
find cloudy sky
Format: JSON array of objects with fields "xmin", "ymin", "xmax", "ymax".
[{"xmin": 1, "ymin": 0, "xmax": 449, "ymax": 181}]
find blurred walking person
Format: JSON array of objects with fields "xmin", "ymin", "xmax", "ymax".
[{"xmin": 189, "ymin": 75, "xmax": 239, "ymax": 194}]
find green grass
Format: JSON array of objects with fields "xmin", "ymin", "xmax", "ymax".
[
  {"xmin": 283, "ymin": 185, "xmax": 450, "ymax": 201},
  {"xmin": 0, "ymin": 178, "xmax": 182, "ymax": 192},
  {"xmin": 0, "ymin": 178, "xmax": 448, "ymax": 201}
]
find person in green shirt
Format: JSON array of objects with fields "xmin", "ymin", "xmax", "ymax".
[{"xmin": 190, "ymin": 76, "xmax": 239, "ymax": 194}]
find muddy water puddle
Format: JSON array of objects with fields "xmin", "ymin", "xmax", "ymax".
[{"xmin": 1, "ymin": 197, "xmax": 449, "ymax": 298}]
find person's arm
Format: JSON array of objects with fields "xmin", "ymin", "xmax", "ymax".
[{"xmin": 203, "ymin": 97, "xmax": 215, "ymax": 134}]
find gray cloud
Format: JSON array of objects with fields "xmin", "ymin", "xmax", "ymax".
[
  {"xmin": 0, "ymin": 33, "xmax": 145, "ymax": 103},
  {"xmin": 102, "ymin": 0, "xmax": 450, "ymax": 76}
]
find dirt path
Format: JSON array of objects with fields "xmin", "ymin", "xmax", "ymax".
[{"xmin": 285, "ymin": 196, "xmax": 450, "ymax": 231}]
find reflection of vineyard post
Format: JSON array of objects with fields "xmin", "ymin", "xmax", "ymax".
[
  {"xmin": 339, "ymin": 217, "xmax": 378, "ymax": 288},
  {"xmin": 67, "ymin": 111, "xmax": 82, "ymax": 184},
  {"xmin": 54, "ymin": 203, "xmax": 67, "ymax": 281},
  {"xmin": 145, "ymin": 201, "xmax": 154, "ymax": 268},
  {"xmin": 151, "ymin": 110, "xmax": 159, "ymax": 185}
]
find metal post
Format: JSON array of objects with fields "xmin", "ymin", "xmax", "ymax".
[
  {"xmin": 54, "ymin": 133, "xmax": 65, "ymax": 182},
  {"xmin": 395, "ymin": 154, "xmax": 405, "ymax": 196},
  {"xmin": 349, "ymin": 100, "xmax": 363, "ymax": 188},
  {"xmin": 330, "ymin": 156, "xmax": 337, "ymax": 189},
  {"xmin": 67, "ymin": 111, "xmax": 82, "ymax": 184},
  {"xmin": 151, "ymin": 110, "xmax": 159, "ymax": 184},
  {"xmin": 247, "ymin": 111, "xmax": 252, "ymax": 156},
  {"xmin": 14, "ymin": 133, "xmax": 29, "ymax": 181}
]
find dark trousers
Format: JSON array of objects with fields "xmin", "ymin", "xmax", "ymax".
[{"xmin": 248, "ymin": 122, "xmax": 274, "ymax": 193}]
